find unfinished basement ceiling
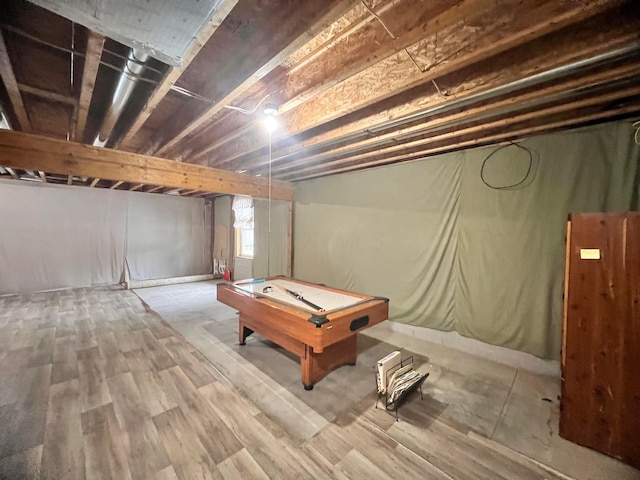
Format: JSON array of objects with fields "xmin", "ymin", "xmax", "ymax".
[
  {"xmin": 0, "ymin": 0, "xmax": 639, "ymax": 197},
  {"xmin": 26, "ymin": 0, "xmax": 231, "ymax": 66}
]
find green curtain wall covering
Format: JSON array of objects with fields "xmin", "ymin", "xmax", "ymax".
[
  {"xmin": 293, "ymin": 121, "xmax": 640, "ymax": 359},
  {"xmin": 254, "ymin": 198, "xmax": 289, "ymax": 278}
]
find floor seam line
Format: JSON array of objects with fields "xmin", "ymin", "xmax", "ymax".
[{"xmin": 490, "ymin": 369, "xmax": 518, "ymax": 440}]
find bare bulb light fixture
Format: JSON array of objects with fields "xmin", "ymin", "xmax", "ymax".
[
  {"xmin": 264, "ymin": 103, "xmax": 278, "ymax": 116},
  {"xmin": 263, "ymin": 102, "xmax": 279, "ymax": 132}
]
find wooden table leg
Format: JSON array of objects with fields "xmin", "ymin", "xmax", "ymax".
[
  {"xmin": 300, "ymin": 335, "xmax": 358, "ymax": 390},
  {"xmin": 238, "ymin": 318, "xmax": 254, "ymax": 345}
]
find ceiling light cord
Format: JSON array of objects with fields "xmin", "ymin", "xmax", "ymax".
[
  {"xmin": 70, "ymin": 22, "xmax": 75, "ymax": 90},
  {"xmin": 68, "ymin": 21, "xmax": 75, "ymax": 142},
  {"xmin": 267, "ymin": 128, "xmax": 272, "ymax": 277},
  {"xmin": 223, "ymin": 94, "xmax": 271, "ymax": 115}
]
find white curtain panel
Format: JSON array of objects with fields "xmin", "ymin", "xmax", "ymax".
[
  {"xmin": 232, "ymin": 195, "xmax": 253, "ymax": 228},
  {"xmin": 0, "ymin": 182, "xmax": 211, "ymax": 294},
  {"xmin": 125, "ymin": 193, "xmax": 210, "ymax": 281},
  {"xmin": 0, "ymin": 180, "xmax": 127, "ymax": 294}
]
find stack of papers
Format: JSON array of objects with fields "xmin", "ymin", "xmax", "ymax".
[
  {"xmin": 376, "ymin": 350, "xmax": 401, "ymax": 394},
  {"xmin": 376, "ymin": 351, "xmax": 429, "ymax": 410}
]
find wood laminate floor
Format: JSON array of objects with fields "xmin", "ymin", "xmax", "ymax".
[{"xmin": 0, "ymin": 285, "xmax": 637, "ymax": 479}]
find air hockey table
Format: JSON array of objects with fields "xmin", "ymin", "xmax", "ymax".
[{"xmin": 216, "ymin": 276, "xmax": 389, "ymax": 390}]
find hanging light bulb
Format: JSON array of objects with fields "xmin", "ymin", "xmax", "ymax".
[
  {"xmin": 263, "ymin": 115, "xmax": 278, "ymax": 132},
  {"xmin": 263, "ymin": 102, "xmax": 278, "ymax": 132},
  {"xmin": 263, "ymin": 103, "xmax": 278, "ymax": 116}
]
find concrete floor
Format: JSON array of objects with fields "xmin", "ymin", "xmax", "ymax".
[{"xmin": 134, "ymin": 280, "xmax": 639, "ymax": 480}]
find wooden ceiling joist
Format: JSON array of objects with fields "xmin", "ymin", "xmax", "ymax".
[
  {"xmin": 282, "ymin": 0, "xmax": 623, "ymax": 134},
  {"xmin": 258, "ymin": 63, "xmax": 640, "ymax": 176},
  {"xmin": 1, "ymin": 0, "xmax": 638, "ymax": 184},
  {"xmin": 117, "ymin": 0, "xmax": 240, "ymax": 150},
  {"xmin": 0, "ymin": 31, "xmax": 31, "ymax": 132},
  {"xmin": 179, "ymin": 0, "xmax": 414, "ymax": 160},
  {"xmin": 197, "ymin": 0, "xmax": 624, "ymax": 168},
  {"xmin": 17, "ymin": 84, "xmax": 77, "ymax": 106},
  {"xmin": 0, "ymin": 130, "xmax": 294, "ymax": 200},
  {"xmin": 147, "ymin": 0, "xmax": 359, "ymax": 157},
  {"xmin": 75, "ymin": 31, "xmax": 105, "ymax": 143},
  {"xmin": 228, "ymin": 13, "xmax": 640, "ymax": 176},
  {"xmin": 283, "ymin": 97, "xmax": 640, "ymax": 181},
  {"xmin": 288, "ymin": 100, "xmax": 640, "ymax": 182}
]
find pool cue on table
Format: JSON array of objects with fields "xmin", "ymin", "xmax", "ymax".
[{"xmin": 272, "ymin": 284, "xmax": 325, "ymax": 311}]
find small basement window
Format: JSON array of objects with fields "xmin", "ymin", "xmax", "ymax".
[{"xmin": 232, "ymin": 195, "xmax": 254, "ymax": 259}]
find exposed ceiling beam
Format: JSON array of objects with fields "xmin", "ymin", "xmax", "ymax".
[
  {"xmin": 295, "ymin": 102, "xmax": 640, "ymax": 182},
  {"xmin": 178, "ymin": 0, "xmax": 402, "ymax": 158},
  {"xmin": 284, "ymin": 94, "xmax": 640, "ymax": 181},
  {"xmin": 224, "ymin": 12, "xmax": 640, "ymax": 174},
  {"xmin": 17, "ymin": 83, "xmax": 78, "ymax": 106},
  {"xmin": 129, "ymin": 183, "xmax": 143, "ymax": 191},
  {"xmin": 199, "ymin": 0, "xmax": 628, "ymax": 169},
  {"xmin": 261, "ymin": 63, "xmax": 640, "ymax": 176},
  {"xmin": 289, "ymin": 110, "xmax": 638, "ymax": 182},
  {"xmin": 38, "ymin": 171, "xmax": 46, "ymax": 182},
  {"xmin": 116, "ymin": 0, "xmax": 240, "ymax": 150},
  {"xmin": 283, "ymin": 0, "xmax": 624, "ymax": 135},
  {"xmin": 67, "ymin": 174, "xmax": 73, "ymax": 185},
  {"xmin": 75, "ymin": 31, "xmax": 105, "ymax": 143},
  {"xmin": 0, "ymin": 31, "xmax": 31, "ymax": 132},
  {"xmin": 148, "ymin": 0, "xmax": 359, "ymax": 157},
  {"xmin": 276, "ymin": 0, "xmax": 495, "ymax": 114},
  {"xmin": 89, "ymin": 177, "xmax": 100, "ymax": 187},
  {"xmin": 0, "ymin": 130, "xmax": 294, "ymax": 200},
  {"xmin": 110, "ymin": 180, "xmax": 124, "ymax": 189}
]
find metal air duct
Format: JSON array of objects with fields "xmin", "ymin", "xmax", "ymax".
[{"xmin": 93, "ymin": 48, "xmax": 148, "ymax": 147}]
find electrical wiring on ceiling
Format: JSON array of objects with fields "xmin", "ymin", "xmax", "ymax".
[
  {"xmin": 222, "ymin": 94, "xmax": 272, "ymax": 115},
  {"xmin": 168, "ymin": 87, "xmax": 272, "ymax": 118},
  {"xmin": 480, "ymin": 141, "xmax": 538, "ymax": 190}
]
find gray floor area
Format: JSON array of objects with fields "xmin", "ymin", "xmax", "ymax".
[{"xmin": 134, "ymin": 280, "xmax": 639, "ymax": 480}]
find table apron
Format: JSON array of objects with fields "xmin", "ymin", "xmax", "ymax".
[{"xmin": 240, "ymin": 313, "xmax": 307, "ymax": 358}]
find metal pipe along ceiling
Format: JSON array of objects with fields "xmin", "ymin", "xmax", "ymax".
[
  {"xmin": 93, "ymin": 48, "xmax": 149, "ymax": 147},
  {"xmin": 272, "ymin": 43, "xmax": 640, "ymax": 166}
]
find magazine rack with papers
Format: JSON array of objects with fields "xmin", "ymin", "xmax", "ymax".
[{"xmin": 375, "ymin": 353, "xmax": 429, "ymax": 421}]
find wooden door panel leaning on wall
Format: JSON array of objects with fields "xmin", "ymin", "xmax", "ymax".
[{"xmin": 561, "ymin": 212, "xmax": 640, "ymax": 469}]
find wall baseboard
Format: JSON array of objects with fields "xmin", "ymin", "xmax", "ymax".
[
  {"xmin": 125, "ymin": 274, "xmax": 214, "ymax": 290},
  {"xmin": 379, "ymin": 321, "xmax": 560, "ymax": 377}
]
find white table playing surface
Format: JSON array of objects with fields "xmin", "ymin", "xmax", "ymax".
[{"xmin": 234, "ymin": 279, "xmax": 364, "ymax": 312}]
